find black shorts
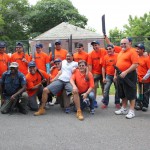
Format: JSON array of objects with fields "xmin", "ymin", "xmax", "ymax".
[{"xmin": 117, "ymin": 70, "xmax": 137, "ymax": 100}]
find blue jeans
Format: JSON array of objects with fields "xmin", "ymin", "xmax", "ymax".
[
  {"xmin": 80, "ymin": 91, "xmax": 95, "ymax": 110},
  {"xmin": 103, "ymin": 75, "xmax": 120, "ymax": 105}
]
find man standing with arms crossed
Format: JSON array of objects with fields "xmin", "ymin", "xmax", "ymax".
[{"xmin": 115, "ymin": 38, "xmax": 138, "ymax": 119}]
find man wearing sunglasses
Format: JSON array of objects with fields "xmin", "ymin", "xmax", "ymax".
[{"xmin": 114, "ymin": 38, "xmax": 138, "ymax": 119}]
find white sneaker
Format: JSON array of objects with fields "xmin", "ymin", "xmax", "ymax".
[
  {"xmin": 126, "ymin": 110, "xmax": 135, "ymax": 119},
  {"xmin": 115, "ymin": 107, "xmax": 128, "ymax": 115}
]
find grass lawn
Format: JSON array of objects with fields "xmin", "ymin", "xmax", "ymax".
[{"xmin": 97, "ymin": 84, "xmax": 115, "ymax": 95}]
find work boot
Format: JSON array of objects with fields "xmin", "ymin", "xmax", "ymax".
[
  {"xmin": 34, "ymin": 107, "xmax": 46, "ymax": 116},
  {"xmin": 76, "ymin": 110, "xmax": 84, "ymax": 120}
]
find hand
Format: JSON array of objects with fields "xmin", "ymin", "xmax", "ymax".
[
  {"xmin": 141, "ymin": 78, "xmax": 145, "ymax": 83},
  {"xmin": 22, "ymin": 58, "xmax": 28, "ymax": 63},
  {"xmin": 103, "ymin": 78, "xmax": 107, "ymax": 83},
  {"xmin": 113, "ymin": 76, "xmax": 117, "ymax": 82},
  {"xmin": 32, "ymin": 58, "xmax": 35, "ymax": 61},
  {"xmin": 119, "ymin": 71, "xmax": 127, "ymax": 78},
  {"xmin": 10, "ymin": 94, "xmax": 16, "ymax": 101},
  {"xmin": 81, "ymin": 93, "xmax": 88, "ymax": 99},
  {"xmin": 72, "ymin": 87, "xmax": 78, "ymax": 94}
]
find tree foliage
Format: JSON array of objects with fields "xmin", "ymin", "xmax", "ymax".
[
  {"xmin": 27, "ymin": 0, "xmax": 88, "ymax": 38},
  {"xmin": 0, "ymin": 0, "xmax": 30, "ymax": 41}
]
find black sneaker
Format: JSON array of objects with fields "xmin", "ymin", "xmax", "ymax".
[
  {"xmin": 135, "ymin": 103, "xmax": 142, "ymax": 110},
  {"xmin": 142, "ymin": 106, "xmax": 148, "ymax": 112}
]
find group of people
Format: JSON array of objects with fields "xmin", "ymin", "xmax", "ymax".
[{"xmin": 0, "ymin": 37, "xmax": 149, "ymax": 120}]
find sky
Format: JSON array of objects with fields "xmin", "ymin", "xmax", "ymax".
[{"xmin": 28, "ymin": 0, "xmax": 150, "ymax": 35}]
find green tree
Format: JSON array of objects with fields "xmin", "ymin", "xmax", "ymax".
[
  {"xmin": 0, "ymin": 0, "xmax": 30, "ymax": 41},
  {"xmin": 27, "ymin": 0, "xmax": 87, "ymax": 38},
  {"xmin": 109, "ymin": 27, "xmax": 125, "ymax": 45}
]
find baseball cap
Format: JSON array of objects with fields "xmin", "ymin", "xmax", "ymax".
[
  {"xmin": 55, "ymin": 40, "xmax": 61, "ymax": 45},
  {"xmin": 76, "ymin": 43, "xmax": 83, "ymax": 48},
  {"xmin": 127, "ymin": 37, "xmax": 132, "ymax": 42},
  {"xmin": 54, "ymin": 59, "xmax": 62, "ymax": 63},
  {"xmin": 16, "ymin": 42, "xmax": 23, "ymax": 47},
  {"xmin": 135, "ymin": 43, "xmax": 145, "ymax": 50},
  {"xmin": 36, "ymin": 43, "xmax": 43, "ymax": 48},
  {"xmin": 0, "ymin": 41, "xmax": 6, "ymax": 48},
  {"xmin": 9, "ymin": 62, "xmax": 19, "ymax": 68},
  {"xmin": 91, "ymin": 40, "xmax": 100, "ymax": 45},
  {"xmin": 28, "ymin": 61, "xmax": 36, "ymax": 67},
  {"xmin": 106, "ymin": 44, "xmax": 114, "ymax": 49}
]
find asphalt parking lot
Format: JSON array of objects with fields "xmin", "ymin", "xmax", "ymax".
[{"xmin": 0, "ymin": 95, "xmax": 150, "ymax": 150}]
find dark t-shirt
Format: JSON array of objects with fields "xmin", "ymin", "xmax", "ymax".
[{"xmin": 1, "ymin": 70, "xmax": 26, "ymax": 96}]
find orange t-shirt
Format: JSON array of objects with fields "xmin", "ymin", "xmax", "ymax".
[
  {"xmin": 73, "ymin": 51, "xmax": 88, "ymax": 62},
  {"xmin": 114, "ymin": 46, "xmax": 121, "ymax": 53},
  {"xmin": 26, "ymin": 70, "xmax": 50, "ymax": 96},
  {"xmin": 116, "ymin": 48, "xmax": 139, "ymax": 72},
  {"xmin": 33, "ymin": 52, "xmax": 50, "ymax": 71},
  {"xmin": 88, "ymin": 48, "xmax": 107, "ymax": 74},
  {"xmin": 50, "ymin": 67, "xmax": 59, "ymax": 80},
  {"xmin": 137, "ymin": 56, "xmax": 150, "ymax": 83},
  {"xmin": 102, "ymin": 53, "xmax": 118, "ymax": 75},
  {"xmin": 71, "ymin": 69, "xmax": 94, "ymax": 94},
  {"xmin": 11, "ymin": 52, "xmax": 30, "ymax": 75},
  {"xmin": 49, "ymin": 49, "xmax": 67, "ymax": 61},
  {"xmin": 0, "ymin": 53, "xmax": 10, "ymax": 78}
]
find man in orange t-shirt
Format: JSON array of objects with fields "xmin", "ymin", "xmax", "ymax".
[
  {"xmin": 88, "ymin": 40, "xmax": 107, "ymax": 107},
  {"xmin": 70, "ymin": 60, "xmax": 95, "ymax": 114},
  {"xmin": 135, "ymin": 43, "xmax": 150, "ymax": 111},
  {"xmin": 73, "ymin": 43, "xmax": 88, "ymax": 62},
  {"xmin": 0, "ymin": 42, "xmax": 10, "ymax": 82},
  {"xmin": 26, "ymin": 61, "xmax": 50, "ymax": 111},
  {"xmin": 101, "ymin": 44, "xmax": 120, "ymax": 109},
  {"xmin": 49, "ymin": 40, "xmax": 67, "ymax": 63},
  {"xmin": 115, "ymin": 38, "xmax": 138, "ymax": 119},
  {"xmin": 11, "ymin": 42, "xmax": 30, "ymax": 75},
  {"xmin": 32, "ymin": 44, "xmax": 50, "ymax": 73}
]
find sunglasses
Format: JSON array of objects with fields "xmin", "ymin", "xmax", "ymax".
[
  {"xmin": 120, "ymin": 43, "xmax": 127, "ymax": 45},
  {"xmin": 79, "ymin": 65, "xmax": 85, "ymax": 67},
  {"xmin": 107, "ymin": 48, "xmax": 112, "ymax": 50}
]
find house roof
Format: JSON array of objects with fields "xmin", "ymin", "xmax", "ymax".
[{"xmin": 33, "ymin": 22, "xmax": 103, "ymax": 40}]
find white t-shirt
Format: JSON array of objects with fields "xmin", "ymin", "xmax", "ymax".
[{"xmin": 58, "ymin": 60, "xmax": 78, "ymax": 82}]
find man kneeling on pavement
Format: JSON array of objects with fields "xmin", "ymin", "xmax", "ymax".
[{"xmin": 0, "ymin": 62, "xmax": 28, "ymax": 114}]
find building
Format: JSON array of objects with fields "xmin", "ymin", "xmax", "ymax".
[{"xmin": 30, "ymin": 22, "xmax": 104, "ymax": 54}]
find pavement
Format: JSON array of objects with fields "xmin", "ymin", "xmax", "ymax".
[{"xmin": 0, "ymin": 95, "xmax": 150, "ymax": 150}]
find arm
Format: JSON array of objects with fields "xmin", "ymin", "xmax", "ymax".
[
  {"xmin": 142, "ymin": 69, "xmax": 150, "ymax": 81},
  {"xmin": 50, "ymin": 70, "xmax": 62, "ymax": 83},
  {"xmin": 88, "ymin": 64, "xmax": 92, "ymax": 72},
  {"xmin": 102, "ymin": 67, "xmax": 107, "ymax": 83},
  {"xmin": 104, "ymin": 35, "xmax": 112, "ymax": 45},
  {"xmin": 70, "ymin": 78, "xmax": 78, "ymax": 94}
]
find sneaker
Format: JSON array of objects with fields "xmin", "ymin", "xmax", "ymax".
[
  {"xmin": 90, "ymin": 109, "xmax": 95, "ymax": 115},
  {"xmin": 142, "ymin": 106, "xmax": 148, "ymax": 112},
  {"xmin": 115, "ymin": 107, "xmax": 128, "ymax": 115},
  {"xmin": 76, "ymin": 110, "xmax": 84, "ymax": 120},
  {"xmin": 115, "ymin": 104, "xmax": 121, "ymax": 109},
  {"xmin": 34, "ymin": 107, "xmax": 46, "ymax": 116},
  {"xmin": 101, "ymin": 104, "xmax": 107, "ymax": 109},
  {"xmin": 65, "ymin": 107, "xmax": 70, "ymax": 114},
  {"xmin": 135, "ymin": 102, "xmax": 142, "ymax": 110},
  {"xmin": 83, "ymin": 98, "xmax": 90, "ymax": 107},
  {"xmin": 126, "ymin": 110, "xmax": 135, "ymax": 119},
  {"xmin": 94, "ymin": 100, "xmax": 98, "ymax": 108},
  {"xmin": 48, "ymin": 102, "xmax": 54, "ymax": 106}
]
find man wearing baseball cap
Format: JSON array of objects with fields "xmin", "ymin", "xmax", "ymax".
[
  {"xmin": 135, "ymin": 43, "xmax": 150, "ymax": 111},
  {"xmin": 0, "ymin": 62, "xmax": 28, "ymax": 114},
  {"xmin": 11, "ymin": 42, "xmax": 30, "ymax": 75},
  {"xmin": 88, "ymin": 40, "xmax": 107, "ymax": 108}
]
